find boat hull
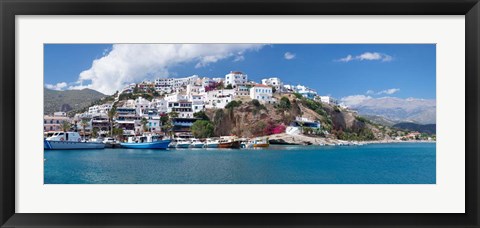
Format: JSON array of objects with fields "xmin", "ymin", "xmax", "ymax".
[
  {"xmin": 253, "ymin": 143, "xmax": 269, "ymax": 148},
  {"xmin": 176, "ymin": 143, "xmax": 191, "ymax": 148},
  {"xmin": 190, "ymin": 144, "xmax": 205, "ymax": 148},
  {"xmin": 218, "ymin": 141, "xmax": 241, "ymax": 149},
  {"xmin": 205, "ymin": 143, "xmax": 219, "ymax": 148},
  {"xmin": 120, "ymin": 140, "xmax": 171, "ymax": 149},
  {"xmin": 44, "ymin": 140, "xmax": 105, "ymax": 150}
]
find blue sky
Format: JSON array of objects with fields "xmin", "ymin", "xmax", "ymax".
[{"xmin": 44, "ymin": 44, "xmax": 435, "ymax": 100}]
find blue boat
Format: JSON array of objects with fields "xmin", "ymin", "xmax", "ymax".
[
  {"xmin": 120, "ymin": 134, "xmax": 171, "ymax": 149},
  {"xmin": 120, "ymin": 140, "xmax": 171, "ymax": 149}
]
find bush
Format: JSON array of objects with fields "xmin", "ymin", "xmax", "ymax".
[
  {"xmin": 293, "ymin": 93, "xmax": 303, "ymax": 99},
  {"xmin": 193, "ymin": 111, "xmax": 210, "ymax": 121},
  {"xmin": 225, "ymin": 100, "xmax": 242, "ymax": 109},
  {"xmin": 251, "ymin": 99, "xmax": 261, "ymax": 107},
  {"xmin": 225, "ymin": 84, "xmax": 233, "ymax": 89},
  {"xmin": 278, "ymin": 97, "xmax": 291, "ymax": 110}
]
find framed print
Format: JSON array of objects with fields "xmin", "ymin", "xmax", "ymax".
[{"xmin": 1, "ymin": 0, "xmax": 479, "ymax": 227}]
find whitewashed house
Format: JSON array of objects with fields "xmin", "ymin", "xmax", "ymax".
[
  {"xmin": 225, "ymin": 71, "xmax": 248, "ymax": 88},
  {"xmin": 249, "ymin": 84, "xmax": 274, "ymax": 104},
  {"xmin": 261, "ymin": 77, "xmax": 283, "ymax": 91}
]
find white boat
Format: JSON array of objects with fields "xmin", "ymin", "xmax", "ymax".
[
  {"xmin": 176, "ymin": 138, "xmax": 191, "ymax": 148},
  {"xmin": 205, "ymin": 138, "xmax": 219, "ymax": 148},
  {"xmin": 44, "ymin": 132, "xmax": 105, "ymax": 150},
  {"xmin": 190, "ymin": 138, "xmax": 205, "ymax": 148},
  {"xmin": 168, "ymin": 139, "xmax": 177, "ymax": 148}
]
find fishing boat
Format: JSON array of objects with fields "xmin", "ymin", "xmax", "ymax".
[
  {"xmin": 250, "ymin": 137, "xmax": 270, "ymax": 148},
  {"xmin": 120, "ymin": 134, "xmax": 171, "ymax": 149},
  {"xmin": 176, "ymin": 138, "xmax": 191, "ymax": 148},
  {"xmin": 190, "ymin": 138, "xmax": 205, "ymax": 148},
  {"xmin": 205, "ymin": 138, "xmax": 219, "ymax": 148},
  {"xmin": 218, "ymin": 136, "xmax": 241, "ymax": 149},
  {"xmin": 103, "ymin": 137, "xmax": 120, "ymax": 148},
  {"xmin": 44, "ymin": 132, "xmax": 105, "ymax": 150}
]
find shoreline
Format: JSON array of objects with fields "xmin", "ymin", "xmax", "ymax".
[{"xmin": 267, "ymin": 133, "xmax": 435, "ymax": 146}]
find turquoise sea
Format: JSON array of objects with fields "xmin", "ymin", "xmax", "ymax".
[{"xmin": 44, "ymin": 143, "xmax": 436, "ymax": 184}]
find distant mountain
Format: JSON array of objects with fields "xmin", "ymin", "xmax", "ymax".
[
  {"xmin": 393, "ymin": 122, "xmax": 436, "ymax": 134},
  {"xmin": 44, "ymin": 88, "xmax": 106, "ymax": 115},
  {"xmin": 362, "ymin": 115, "xmax": 398, "ymax": 127},
  {"xmin": 347, "ymin": 97, "xmax": 436, "ymax": 124}
]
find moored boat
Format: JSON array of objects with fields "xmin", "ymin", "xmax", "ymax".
[
  {"xmin": 218, "ymin": 136, "xmax": 241, "ymax": 149},
  {"xmin": 190, "ymin": 138, "xmax": 205, "ymax": 148},
  {"xmin": 251, "ymin": 137, "xmax": 270, "ymax": 148},
  {"xmin": 205, "ymin": 138, "xmax": 219, "ymax": 148},
  {"xmin": 120, "ymin": 134, "xmax": 171, "ymax": 149},
  {"xmin": 176, "ymin": 138, "xmax": 191, "ymax": 148},
  {"xmin": 44, "ymin": 132, "xmax": 105, "ymax": 150}
]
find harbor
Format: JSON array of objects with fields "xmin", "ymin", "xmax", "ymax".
[{"xmin": 44, "ymin": 143, "xmax": 436, "ymax": 184}]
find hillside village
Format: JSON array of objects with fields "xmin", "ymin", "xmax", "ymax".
[{"xmin": 44, "ymin": 71, "xmax": 435, "ymax": 143}]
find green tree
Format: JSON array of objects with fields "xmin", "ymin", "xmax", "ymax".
[
  {"xmin": 193, "ymin": 111, "xmax": 210, "ymax": 121},
  {"xmin": 112, "ymin": 128, "xmax": 124, "ymax": 141},
  {"xmin": 60, "ymin": 121, "xmax": 71, "ymax": 132},
  {"xmin": 140, "ymin": 117, "xmax": 149, "ymax": 133},
  {"xmin": 225, "ymin": 84, "xmax": 233, "ymax": 89},
  {"xmin": 107, "ymin": 106, "xmax": 117, "ymax": 137},
  {"xmin": 80, "ymin": 118, "xmax": 89, "ymax": 140},
  {"xmin": 92, "ymin": 127, "xmax": 99, "ymax": 138},
  {"xmin": 191, "ymin": 120, "xmax": 214, "ymax": 138}
]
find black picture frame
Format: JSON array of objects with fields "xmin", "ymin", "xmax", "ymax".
[{"xmin": 1, "ymin": 0, "xmax": 479, "ymax": 227}]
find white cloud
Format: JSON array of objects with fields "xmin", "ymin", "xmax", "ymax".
[
  {"xmin": 337, "ymin": 52, "xmax": 393, "ymax": 62},
  {"xmin": 378, "ymin": 88, "xmax": 400, "ymax": 95},
  {"xmin": 340, "ymin": 95, "xmax": 372, "ymax": 106},
  {"xmin": 233, "ymin": 55, "xmax": 245, "ymax": 62},
  {"xmin": 72, "ymin": 44, "xmax": 265, "ymax": 94},
  {"xmin": 45, "ymin": 82, "xmax": 68, "ymax": 91},
  {"xmin": 366, "ymin": 90, "xmax": 375, "ymax": 95},
  {"xmin": 284, "ymin": 52, "xmax": 296, "ymax": 60},
  {"xmin": 338, "ymin": 55, "xmax": 354, "ymax": 62}
]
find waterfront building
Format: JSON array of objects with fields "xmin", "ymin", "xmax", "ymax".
[
  {"xmin": 115, "ymin": 107, "xmax": 139, "ymax": 136},
  {"xmin": 90, "ymin": 115, "xmax": 110, "ymax": 136},
  {"xmin": 142, "ymin": 109, "xmax": 162, "ymax": 133},
  {"xmin": 249, "ymin": 84, "xmax": 274, "ymax": 104},
  {"xmin": 225, "ymin": 71, "xmax": 248, "ymax": 88},
  {"xmin": 44, "ymin": 114, "xmax": 71, "ymax": 132},
  {"xmin": 261, "ymin": 77, "xmax": 283, "ymax": 91},
  {"xmin": 286, "ymin": 117, "xmax": 322, "ymax": 135}
]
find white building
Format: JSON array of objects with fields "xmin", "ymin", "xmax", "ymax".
[
  {"xmin": 150, "ymin": 98, "xmax": 168, "ymax": 114},
  {"xmin": 134, "ymin": 97, "xmax": 151, "ymax": 115},
  {"xmin": 225, "ymin": 71, "xmax": 248, "ymax": 88},
  {"xmin": 261, "ymin": 77, "xmax": 283, "ymax": 91},
  {"xmin": 205, "ymin": 89, "xmax": 234, "ymax": 109},
  {"xmin": 284, "ymin": 84, "xmax": 317, "ymax": 99},
  {"xmin": 317, "ymin": 96, "xmax": 338, "ymax": 105},
  {"xmin": 249, "ymin": 84, "xmax": 274, "ymax": 104},
  {"xmin": 88, "ymin": 103, "xmax": 113, "ymax": 115},
  {"xmin": 234, "ymin": 85, "xmax": 250, "ymax": 97}
]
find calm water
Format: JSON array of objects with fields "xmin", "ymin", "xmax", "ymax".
[{"xmin": 44, "ymin": 143, "xmax": 436, "ymax": 184}]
